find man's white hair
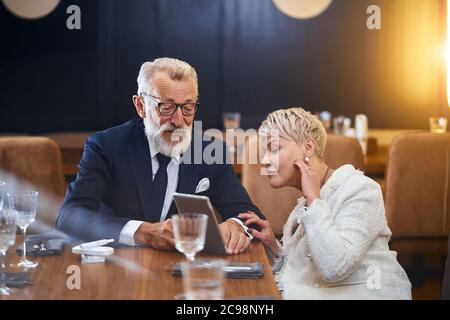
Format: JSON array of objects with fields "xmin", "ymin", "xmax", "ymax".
[{"xmin": 136, "ymin": 57, "xmax": 198, "ymax": 96}]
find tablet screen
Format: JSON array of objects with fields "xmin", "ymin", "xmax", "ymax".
[{"xmin": 172, "ymin": 193, "xmax": 227, "ymax": 255}]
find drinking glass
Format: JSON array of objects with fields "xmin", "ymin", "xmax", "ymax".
[
  {"xmin": 172, "ymin": 213, "xmax": 208, "ymax": 262},
  {"xmin": 319, "ymin": 111, "xmax": 332, "ymax": 131},
  {"xmin": 333, "ymin": 115, "xmax": 351, "ymax": 135},
  {"xmin": 7, "ymin": 191, "xmax": 39, "ymax": 269},
  {"xmin": 429, "ymin": 117, "xmax": 447, "ymax": 134},
  {"xmin": 181, "ymin": 258, "xmax": 225, "ymax": 300},
  {"xmin": 0, "ymin": 208, "xmax": 17, "ymax": 295},
  {"xmin": 0, "ymin": 181, "xmax": 5, "ymax": 209}
]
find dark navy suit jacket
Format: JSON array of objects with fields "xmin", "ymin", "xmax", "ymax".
[{"xmin": 56, "ymin": 118, "xmax": 263, "ymax": 243}]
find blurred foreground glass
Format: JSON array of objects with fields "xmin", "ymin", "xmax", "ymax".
[
  {"xmin": 172, "ymin": 213, "xmax": 208, "ymax": 262},
  {"xmin": 7, "ymin": 191, "xmax": 39, "ymax": 269},
  {"xmin": 223, "ymin": 112, "xmax": 241, "ymax": 130},
  {"xmin": 0, "ymin": 181, "xmax": 5, "ymax": 209},
  {"xmin": 0, "ymin": 208, "xmax": 17, "ymax": 295},
  {"xmin": 181, "ymin": 258, "xmax": 225, "ymax": 300},
  {"xmin": 429, "ymin": 117, "xmax": 447, "ymax": 133}
]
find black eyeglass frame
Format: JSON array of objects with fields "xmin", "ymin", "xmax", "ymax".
[{"xmin": 140, "ymin": 92, "xmax": 199, "ymax": 116}]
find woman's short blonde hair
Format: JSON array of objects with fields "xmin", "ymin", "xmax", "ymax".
[{"xmin": 260, "ymin": 107, "xmax": 327, "ymax": 159}]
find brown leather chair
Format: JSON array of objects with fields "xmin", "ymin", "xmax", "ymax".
[
  {"xmin": 385, "ymin": 133, "xmax": 450, "ymax": 256},
  {"xmin": 384, "ymin": 133, "xmax": 450, "ymax": 288},
  {"xmin": 242, "ymin": 134, "xmax": 364, "ymax": 237},
  {"xmin": 0, "ymin": 137, "xmax": 66, "ymax": 229}
]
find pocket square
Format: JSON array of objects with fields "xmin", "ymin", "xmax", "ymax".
[{"xmin": 195, "ymin": 177, "xmax": 210, "ymax": 194}]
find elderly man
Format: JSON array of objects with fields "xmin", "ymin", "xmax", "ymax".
[{"xmin": 56, "ymin": 58, "xmax": 263, "ymax": 254}]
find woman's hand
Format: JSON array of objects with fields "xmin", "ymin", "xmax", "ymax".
[
  {"xmin": 294, "ymin": 160, "xmax": 321, "ymax": 206},
  {"xmin": 238, "ymin": 211, "xmax": 280, "ymax": 257}
]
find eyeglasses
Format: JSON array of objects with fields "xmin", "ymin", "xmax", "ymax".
[{"xmin": 140, "ymin": 92, "xmax": 199, "ymax": 116}]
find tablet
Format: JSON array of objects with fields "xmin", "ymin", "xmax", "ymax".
[{"xmin": 172, "ymin": 192, "xmax": 227, "ymax": 255}]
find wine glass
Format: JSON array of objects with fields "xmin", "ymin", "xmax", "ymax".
[
  {"xmin": 7, "ymin": 191, "xmax": 39, "ymax": 269},
  {"xmin": 172, "ymin": 213, "xmax": 208, "ymax": 262},
  {"xmin": 0, "ymin": 181, "xmax": 6, "ymax": 209},
  {"xmin": 0, "ymin": 208, "xmax": 17, "ymax": 295}
]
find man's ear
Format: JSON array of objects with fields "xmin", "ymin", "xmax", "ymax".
[
  {"xmin": 132, "ymin": 95, "xmax": 146, "ymax": 119},
  {"xmin": 303, "ymin": 138, "xmax": 316, "ymax": 157}
]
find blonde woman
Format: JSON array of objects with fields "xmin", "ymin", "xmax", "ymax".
[{"xmin": 240, "ymin": 108, "xmax": 411, "ymax": 300}]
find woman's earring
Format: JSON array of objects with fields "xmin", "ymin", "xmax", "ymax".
[{"xmin": 304, "ymin": 156, "xmax": 310, "ymax": 163}]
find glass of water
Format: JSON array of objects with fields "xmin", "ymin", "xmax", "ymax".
[
  {"xmin": 0, "ymin": 208, "xmax": 17, "ymax": 295},
  {"xmin": 172, "ymin": 213, "xmax": 208, "ymax": 262},
  {"xmin": 181, "ymin": 258, "xmax": 225, "ymax": 300},
  {"xmin": 0, "ymin": 181, "xmax": 6, "ymax": 209},
  {"xmin": 7, "ymin": 191, "xmax": 39, "ymax": 269},
  {"xmin": 429, "ymin": 117, "xmax": 447, "ymax": 134}
]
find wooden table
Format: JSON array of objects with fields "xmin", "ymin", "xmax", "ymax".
[{"xmin": 2, "ymin": 237, "xmax": 280, "ymax": 300}]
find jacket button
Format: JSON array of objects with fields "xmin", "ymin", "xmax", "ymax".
[{"xmin": 307, "ymin": 253, "xmax": 311, "ymax": 258}]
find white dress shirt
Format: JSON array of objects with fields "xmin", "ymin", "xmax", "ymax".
[
  {"xmin": 119, "ymin": 138, "xmax": 251, "ymax": 246},
  {"xmin": 119, "ymin": 139, "xmax": 180, "ymax": 246}
]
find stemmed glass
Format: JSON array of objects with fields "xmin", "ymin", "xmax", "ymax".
[
  {"xmin": 172, "ymin": 213, "xmax": 208, "ymax": 262},
  {"xmin": 7, "ymin": 191, "xmax": 39, "ymax": 269},
  {"xmin": 0, "ymin": 208, "xmax": 17, "ymax": 295},
  {"xmin": 0, "ymin": 181, "xmax": 6, "ymax": 209}
]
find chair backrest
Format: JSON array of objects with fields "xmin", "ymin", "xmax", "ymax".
[
  {"xmin": 385, "ymin": 133, "xmax": 450, "ymax": 255},
  {"xmin": 242, "ymin": 134, "xmax": 364, "ymax": 236},
  {"xmin": 0, "ymin": 137, "xmax": 66, "ymax": 229}
]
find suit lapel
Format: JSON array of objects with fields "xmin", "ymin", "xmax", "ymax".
[
  {"xmin": 177, "ymin": 162, "xmax": 199, "ymax": 195},
  {"xmin": 164, "ymin": 161, "xmax": 199, "ymax": 219},
  {"xmin": 176, "ymin": 138, "xmax": 200, "ymax": 195},
  {"xmin": 127, "ymin": 122, "xmax": 153, "ymax": 220},
  {"xmin": 165, "ymin": 143, "xmax": 201, "ymax": 219}
]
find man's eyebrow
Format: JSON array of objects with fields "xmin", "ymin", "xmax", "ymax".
[{"xmin": 161, "ymin": 98, "xmax": 194, "ymax": 103}]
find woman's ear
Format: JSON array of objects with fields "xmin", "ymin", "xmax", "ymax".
[
  {"xmin": 132, "ymin": 95, "xmax": 146, "ymax": 119},
  {"xmin": 303, "ymin": 138, "xmax": 316, "ymax": 158}
]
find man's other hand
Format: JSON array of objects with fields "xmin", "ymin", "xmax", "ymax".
[{"xmin": 134, "ymin": 220, "xmax": 175, "ymax": 250}]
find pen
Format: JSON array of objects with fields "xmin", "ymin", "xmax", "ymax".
[
  {"xmin": 224, "ymin": 266, "xmax": 253, "ymax": 271},
  {"xmin": 197, "ymin": 263, "xmax": 254, "ymax": 271},
  {"xmin": 80, "ymin": 239, "xmax": 114, "ymax": 249}
]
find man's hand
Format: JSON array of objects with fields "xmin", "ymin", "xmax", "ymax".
[
  {"xmin": 134, "ymin": 220, "xmax": 175, "ymax": 250},
  {"xmin": 219, "ymin": 219, "xmax": 251, "ymax": 255}
]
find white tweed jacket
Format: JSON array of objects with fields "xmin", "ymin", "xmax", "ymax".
[{"xmin": 274, "ymin": 164, "xmax": 412, "ymax": 300}]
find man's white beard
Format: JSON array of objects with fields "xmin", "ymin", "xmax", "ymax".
[{"xmin": 143, "ymin": 107, "xmax": 192, "ymax": 158}]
